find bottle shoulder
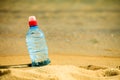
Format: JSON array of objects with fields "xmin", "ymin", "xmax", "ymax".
[{"xmin": 26, "ymin": 26, "xmax": 44, "ymax": 37}]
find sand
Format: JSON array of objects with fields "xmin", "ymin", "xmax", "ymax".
[
  {"xmin": 0, "ymin": 65, "xmax": 120, "ymax": 80},
  {"xmin": 0, "ymin": 54, "xmax": 120, "ymax": 80}
]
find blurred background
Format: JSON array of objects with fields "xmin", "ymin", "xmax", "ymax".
[{"xmin": 0, "ymin": 0, "xmax": 120, "ymax": 57}]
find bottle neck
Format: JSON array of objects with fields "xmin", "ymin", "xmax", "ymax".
[{"xmin": 30, "ymin": 26, "xmax": 38, "ymax": 29}]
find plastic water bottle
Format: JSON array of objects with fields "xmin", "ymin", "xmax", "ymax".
[{"xmin": 26, "ymin": 16, "xmax": 50, "ymax": 67}]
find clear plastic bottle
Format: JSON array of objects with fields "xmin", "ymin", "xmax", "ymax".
[{"xmin": 26, "ymin": 16, "xmax": 50, "ymax": 67}]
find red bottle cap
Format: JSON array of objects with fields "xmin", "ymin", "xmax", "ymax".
[{"xmin": 29, "ymin": 16, "xmax": 37, "ymax": 27}]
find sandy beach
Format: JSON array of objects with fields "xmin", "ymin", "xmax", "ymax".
[
  {"xmin": 0, "ymin": 54, "xmax": 120, "ymax": 80},
  {"xmin": 0, "ymin": 0, "xmax": 120, "ymax": 80}
]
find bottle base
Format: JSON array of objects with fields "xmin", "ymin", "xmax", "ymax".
[{"xmin": 29, "ymin": 58, "xmax": 51, "ymax": 67}]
